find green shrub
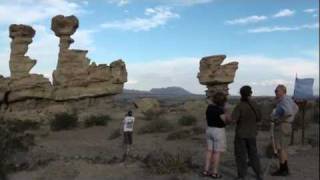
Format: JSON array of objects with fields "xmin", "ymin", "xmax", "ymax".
[
  {"xmin": 143, "ymin": 150, "xmax": 194, "ymax": 174},
  {"xmin": 108, "ymin": 129, "xmax": 121, "ymax": 140},
  {"xmin": 84, "ymin": 115, "xmax": 111, "ymax": 127},
  {"xmin": 138, "ymin": 120, "xmax": 174, "ymax": 134},
  {"xmin": 178, "ymin": 115, "xmax": 197, "ymax": 126},
  {"xmin": 50, "ymin": 113, "xmax": 78, "ymax": 131}
]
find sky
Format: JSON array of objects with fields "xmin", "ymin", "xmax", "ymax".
[{"xmin": 0, "ymin": 0, "xmax": 319, "ymax": 96}]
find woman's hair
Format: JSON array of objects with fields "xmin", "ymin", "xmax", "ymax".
[
  {"xmin": 240, "ymin": 85, "xmax": 252, "ymax": 102},
  {"xmin": 212, "ymin": 92, "xmax": 227, "ymax": 106},
  {"xmin": 127, "ymin": 110, "xmax": 133, "ymax": 116}
]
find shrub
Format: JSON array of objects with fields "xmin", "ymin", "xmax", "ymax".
[
  {"xmin": 0, "ymin": 120, "xmax": 35, "ymax": 179},
  {"xmin": 178, "ymin": 115, "xmax": 197, "ymax": 126},
  {"xmin": 166, "ymin": 127, "xmax": 204, "ymax": 141},
  {"xmin": 108, "ymin": 129, "xmax": 121, "ymax": 140},
  {"xmin": 84, "ymin": 115, "xmax": 111, "ymax": 127},
  {"xmin": 50, "ymin": 113, "xmax": 78, "ymax": 131},
  {"xmin": 143, "ymin": 150, "xmax": 195, "ymax": 174},
  {"xmin": 138, "ymin": 120, "xmax": 174, "ymax": 134},
  {"xmin": 143, "ymin": 109, "xmax": 162, "ymax": 121}
]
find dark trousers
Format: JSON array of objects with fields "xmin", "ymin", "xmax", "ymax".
[{"xmin": 234, "ymin": 137, "xmax": 261, "ymax": 178}]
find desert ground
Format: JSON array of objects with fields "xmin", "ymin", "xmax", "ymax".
[{"xmin": 2, "ymin": 96, "xmax": 319, "ymax": 180}]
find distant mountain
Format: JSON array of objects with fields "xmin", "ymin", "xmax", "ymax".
[{"xmin": 149, "ymin": 87, "xmax": 193, "ymax": 96}]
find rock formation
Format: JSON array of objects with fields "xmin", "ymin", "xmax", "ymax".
[
  {"xmin": 0, "ymin": 15, "xmax": 128, "ymax": 121},
  {"xmin": 197, "ymin": 55, "xmax": 238, "ymax": 97},
  {"xmin": 134, "ymin": 98, "xmax": 161, "ymax": 115},
  {"xmin": 51, "ymin": 15, "xmax": 127, "ymax": 100},
  {"xmin": 8, "ymin": 24, "xmax": 52, "ymax": 102}
]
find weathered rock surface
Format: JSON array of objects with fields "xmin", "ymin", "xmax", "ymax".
[
  {"xmin": 8, "ymin": 24, "xmax": 53, "ymax": 102},
  {"xmin": 0, "ymin": 75, "xmax": 9, "ymax": 104},
  {"xmin": 197, "ymin": 55, "xmax": 238, "ymax": 97},
  {"xmin": 51, "ymin": 15, "xmax": 127, "ymax": 101},
  {"xmin": 0, "ymin": 15, "xmax": 127, "ymax": 121}
]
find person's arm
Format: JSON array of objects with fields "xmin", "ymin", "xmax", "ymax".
[{"xmin": 271, "ymin": 106, "xmax": 285, "ymax": 122}]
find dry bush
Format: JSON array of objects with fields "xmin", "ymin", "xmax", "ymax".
[
  {"xmin": 178, "ymin": 115, "xmax": 197, "ymax": 126},
  {"xmin": 167, "ymin": 126, "xmax": 204, "ymax": 141},
  {"xmin": 50, "ymin": 113, "xmax": 78, "ymax": 131},
  {"xmin": 142, "ymin": 150, "xmax": 195, "ymax": 175},
  {"xmin": 84, "ymin": 115, "xmax": 111, "ymax": 127},
  {"xmin": 138, "ymin": 120, "xmax": 174, "ymax": 134}
]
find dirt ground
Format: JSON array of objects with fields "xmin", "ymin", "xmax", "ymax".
[{"xmin": 7, "ymin": 109, "xmax": 319, "ymax": 180}]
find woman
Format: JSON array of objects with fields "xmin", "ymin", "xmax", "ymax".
[
  {"xmin": 202, "ymin": 92, "xmax": 230, "ymax": 179},
  {"xmin": 232, "ymin": 86, "xmax": 262, "ymax": 180}
]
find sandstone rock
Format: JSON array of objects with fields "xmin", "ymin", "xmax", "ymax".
[
  {"xmin": 8, "ymin": 24, "xmax": 52, "ymax": 102},
  {"xmin": 0, "ymin": 75, "xmax": 9, "ymax": 104},
  {"xmin": 51, "ymin": 15, "xmax": 127, "ymax": 101},
  {"xmin": 197, "ymin": 55, "xmax": 238, "ymax": 97}
]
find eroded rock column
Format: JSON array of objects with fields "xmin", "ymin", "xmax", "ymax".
[
  {"xmin": 8, "ymin": 24, "xmax": 52, "ymax": 102},
  {"xmin": 51, "ymin": 15, "xmax": 127, "ymax": 101},
  {"xmin": 197, "ymin": 55, "xmax": 238, "ymax": 98}
]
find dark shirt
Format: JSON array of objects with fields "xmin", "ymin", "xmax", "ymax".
[
  {"xmin": 206, "ymin": 104, "xmax": 226, "ymax": 128},
  {"xmin": 232, "ymin": 100, "xmax": 262, "ymax": 138}
]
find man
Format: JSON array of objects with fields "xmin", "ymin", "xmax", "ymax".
[{"xmin": 271, "ymin": 84, "xmax": 299, "ymax": 176}]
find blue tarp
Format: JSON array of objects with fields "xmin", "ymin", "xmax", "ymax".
[{"xmin": 293, "ymin": 78, "xmax": 314, "ymax": 100}]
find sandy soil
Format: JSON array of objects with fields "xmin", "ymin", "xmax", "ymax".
[{"xmin": 7, "ymin": 113, "xmax": 319, "ymax": 180}]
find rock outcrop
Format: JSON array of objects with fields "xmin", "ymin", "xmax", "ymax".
[
  {"xmin": 0, "ymin": 15, "xmax": 128, "ymax": 121},
  {"xmin": 8, "ymin": 24, "xmax": 52, "ymax": 102},
  {"xmin": 134, "ymin": 98, "xmax": 161, "ymax": 114},
  {"xmin": 197, "ymin": 55, "xmax": 238, "ymax": 97},
  {"xmin": 51, "ymin": 15, "xmax": 127, "ymax": 101}
]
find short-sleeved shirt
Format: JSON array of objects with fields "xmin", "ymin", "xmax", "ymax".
[
  {"xmin": 206, "ymin": 104, "xmax": 226, "ymax": 128},
  {"xmin": 123, "ymin": 116, "xmax": 135, "ymax": 132}
]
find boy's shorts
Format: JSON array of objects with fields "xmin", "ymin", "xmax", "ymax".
[
  {"xmin": 123, "ymin": 131, "xmax": 133, "ymax": 145},
  {"xmin": 206, "ymin": 127, "xmax": 226, "ymax": 152}
]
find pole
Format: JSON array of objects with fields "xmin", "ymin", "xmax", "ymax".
[{"xmin": 301, "ymin": 101, "xmax": 307, "ymax": 145}]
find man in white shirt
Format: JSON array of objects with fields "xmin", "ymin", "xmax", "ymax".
[{"xmin": 122, "ymin": 110, "xmax": 135, "ymax": 156}]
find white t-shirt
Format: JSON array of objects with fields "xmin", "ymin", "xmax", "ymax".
[{"xmin": 123, "ymin": 116, "xmax": 135, "ymax": 132}]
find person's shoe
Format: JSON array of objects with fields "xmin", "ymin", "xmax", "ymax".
[
  {"xmin": 235, "ymin": 176, "xmax": 247, "ymax": 180},
  {"xmin": 271, "ymin": 168, "xmax": 289, "ymax": 176}
]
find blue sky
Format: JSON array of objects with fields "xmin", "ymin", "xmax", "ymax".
[{"xmin": 0, "ymin": 0, "xmax": 319, "ymax": 95}]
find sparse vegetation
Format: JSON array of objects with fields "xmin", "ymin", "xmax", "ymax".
[
  {"xmin": 167, "ymin": 126, "xmax": 204, "ymax": 140},
  {"xmin": 142, "ymin": 109, "xmax": 162, "ymax": 121},
  {"xmin": 143, "ymin": 150, "xmax": 195, "ymax": 175},
  {"xmin": 84, "ymin": 115, "xmax": 111, "ymax": 127},
  {"xmin": 50, "ymin": 113, "xmax": 78, "ymax": 131},
  {"xmin": 178, "ymin": 115, "xmax": 197, "ymax": 126},
  {"xmin": 138, "ymin": 120, "xmax": 174, "ymax": 134},
  {"xmin": 0, "ymin": 119, "xmax": 35, "ymax": 179}
]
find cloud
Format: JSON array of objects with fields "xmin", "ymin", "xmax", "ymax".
[
  {"xmin": 273, "ymin": 9, "xmax": 295, "ymax": 18},
  {"xmin": 124, "ymin": 54, "xmax": 319, "ymax": 96},
  {"xmin": 100, "ymin": 6, "xmax": 179, "ymax": 31},
  {"xmin": 107, "ymin": 0, "xmax": 130, "ymax": 6},
  {"xmin": 0, "ymin": 0, "xmax": 85, "ymax": 25},
  {"xmin": 225, "ymin": 15, "xmax": 267, "ymax": 25},
  {"xmin": 248, "ymin": 23, "xmax": 319, "ymax": 33},
  {"xmin": 304, "ymin": 8, "xmax": 318, "ymax": 13},
  {"xmin": 228, "ymin": 55, "xmax": 319, "ymax": 96}
]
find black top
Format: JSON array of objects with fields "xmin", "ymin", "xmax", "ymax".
[{"xmin": 206, "ymin": 104, "xmax": 226, "ymax": 128}]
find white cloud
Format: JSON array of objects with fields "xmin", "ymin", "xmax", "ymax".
[
  {"xmin": 124, "ymin": 55, "xmax": 319, "ymax": 96},
  {"xmin": 304, "ymin": 8, "xmax": 318, "ymax": 13},
  {"xmin": 107, "ymin": 0, "xmax": 130, "ymax": 6},
  {"xmin": 225, "ymin": 15, "xmax": 267, "ymax": 25},
  {"xmin": 101, "ymin": 6, "xmax": 179, "ymax": 31},
  {"xmin": 228, "ymin": 55, "xmax": 319, "ymax": 96},
  {"xmin": 0, "ymin": 0, "xmax": 85, "ymax": 25},
  {"xmin": 248, "ymin": 23, "xmax": 319, "ymax": 33},
  {"xmin": 273, "ymin": 9, "xmax": 295, "ymax": 18}
]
